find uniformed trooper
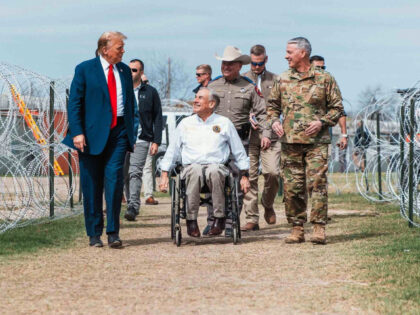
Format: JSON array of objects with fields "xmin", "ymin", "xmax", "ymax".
[
  {"xmin": 205, "ymin": 45, "xmax": 271, "ymax": 237},
  {"xmin": 241, "ymin": 44, "xmax": 281, "ymax": 231},
  {"xmin": 266, "ymin": 37, "xmax": 344, "ymax": 244}
]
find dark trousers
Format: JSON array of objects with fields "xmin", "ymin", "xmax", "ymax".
[{"xmin": 79, "ymin": 121, "xmax": 129, "ymax": 237}]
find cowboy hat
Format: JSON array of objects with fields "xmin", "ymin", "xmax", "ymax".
[{"xmin": 215, "ymin": 46, "xmax": 251, "ymax": 65}]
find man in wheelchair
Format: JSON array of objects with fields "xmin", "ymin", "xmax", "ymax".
[{"xmin": 159, "ymin": 87, "xmax": 250, "ymax": 237}]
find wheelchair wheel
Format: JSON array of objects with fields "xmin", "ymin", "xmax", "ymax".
[
  {"xmin": 170, "ymin": 178, "xmax": 176, "ymax": 240},
  {"xmin": 231, "ymin": 177, "xmax": 241, "ymax": 243},
  {"xmin": 175, "ymin": 227, "xmax": 182, "ymax": 247},
  {"xmin": 233, "ymin": 226, "xmax": 238, "ymax": 245}
]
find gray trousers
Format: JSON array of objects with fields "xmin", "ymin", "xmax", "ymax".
[
  {"xmin": 124, "ymin": 141, "xmax": 150, "ymax": 214},
  {"xmin": 142, "ymin": 150, "xmax": 154, "ymax": 199},
  {"xmin": 181, "ymin": 164, "xmax": 229, "ymax": 220}
]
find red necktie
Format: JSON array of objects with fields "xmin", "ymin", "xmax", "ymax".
[{"xmin": 107, "ymin": 64, "xmax": 117, "ymax": 129}]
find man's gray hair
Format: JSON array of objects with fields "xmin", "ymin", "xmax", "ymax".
[
  {"xmin": 199, "ymin": 87, "xmax": 220, "ymax": 108},
  {"xmin": 287, "ymin": 37, "xmax": 311, "ymax": 56},
  {"xmin": 96, "ymin": 31, "xmax": 127, "ymax": 57}
]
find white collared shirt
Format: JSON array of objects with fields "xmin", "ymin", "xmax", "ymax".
[
  {"xmin": 99, "ymin": 55, "xmax": 124, "ymax": 116},
  {"xmin": 160, "ymin": 113, "xmax": 249, "ymax": 171}
]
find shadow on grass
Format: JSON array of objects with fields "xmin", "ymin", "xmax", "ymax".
[{"xmin": 327, "ymin": 231, "xmax": 389, "ymax": 244}]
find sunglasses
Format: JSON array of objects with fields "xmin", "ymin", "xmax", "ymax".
[
  {"xmin": 320, "ymin": 66, "xmax": 326, "ymax": 70},
  {"xmin": 251, "ymin": 61, "xmax": 265, "ymax": 67},
  {"xmin": 131, "ymin": 68, "xmax": 140, "ymax": 73},
  {"xmin": 196, "ymin": 73, "xmax": 207, "ymax": 77}
]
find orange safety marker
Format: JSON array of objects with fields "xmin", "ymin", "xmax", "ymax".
[{"xmin": 10, "ymin": 84, "xmax": 64, "ymax": 176}]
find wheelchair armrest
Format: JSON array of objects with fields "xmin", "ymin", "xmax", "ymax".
[{"xmin": 169, "ymin": 162, "xmax": 183, "ymax": 177}]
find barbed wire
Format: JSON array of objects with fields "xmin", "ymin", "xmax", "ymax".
[
  {"xmin": 345, "ymin": 82, "xmax": 420, "ymax": 227},
  {"xmin": 0, "ymin": 62, "xmax": 80, "ymax": 233}
]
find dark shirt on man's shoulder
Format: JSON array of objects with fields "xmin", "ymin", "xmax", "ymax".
[{"xmin": 137, "ymin": 83, "xmax": 163, "ymax": 145}]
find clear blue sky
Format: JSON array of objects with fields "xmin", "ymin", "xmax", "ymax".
[{"xmin": 1, "ymin": 0, "xmax": 419, "ymax": 111}]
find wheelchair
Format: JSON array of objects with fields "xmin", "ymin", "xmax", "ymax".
[{"xmin": 170, "ymin": 164, "xmax": 242, "ymax": 246}]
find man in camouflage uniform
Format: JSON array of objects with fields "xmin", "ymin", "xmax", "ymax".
[
  {"xmin": 241, "ymin": 44, "xmax": 281, "ymax": 231},
  {"xmin": 206, "ymin": 45, "xmax": 271, "ymax": 236},
  {"xmin": 266, "ymin": 37, "xmax": 344, "ymax": 244}
]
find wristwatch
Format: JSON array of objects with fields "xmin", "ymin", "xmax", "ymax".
[
  {"xmin": 240, "ymin": 170, "xmax": 249, "ymax": 178},
  {"xmin": 341, "ymin": 134, "xmax": 348, "ymax": 138}
]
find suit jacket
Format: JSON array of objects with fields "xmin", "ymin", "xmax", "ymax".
[{"xmin": 63, "ymin": 56, "xmax": 138, "ymax": 155}]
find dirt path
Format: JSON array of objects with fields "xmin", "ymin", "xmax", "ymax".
[{"xmin": 0, "ymin": 198, "xmax": 372, "ymax": 314}]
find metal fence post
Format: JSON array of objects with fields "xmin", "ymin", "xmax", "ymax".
[
  {"xmin": 65, "ymin": 89, "xmax": 74, "ymax": 210},
  {"xmin": 68, "ymin": 149, "xmax": 73, "ymax": 210},
  {"xmin": 361, "ymin": 121, "xmax": 369, "ymax": 192},
  {"xmin": 408, "ymin": 98, "xmax": 415, "ymax": 228},
  {"xmin": 49, "ymin": 81, "xmax": 55, "ymax": 218},
  {"xmin": 376, "ymin": 111, "xmax": 382, "ymax": 199},
  {"xmin": 400, "ymin": 102, "xmax": 406, "ymax": 211}
]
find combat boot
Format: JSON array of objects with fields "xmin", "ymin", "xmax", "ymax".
[
  {"xmin": 310, "ymin": 224, "xmax": 326, "ymax": 244},
  {"xmin": 285, "ymin": 225, "xmax": 305, "ymax": 244}
]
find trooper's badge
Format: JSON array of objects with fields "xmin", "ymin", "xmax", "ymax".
[{"xmin": 213, "ymin": 125, "xmax": 221, "ymax": 133}]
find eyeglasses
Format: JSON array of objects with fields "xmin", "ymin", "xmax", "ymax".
[
  {"xmin": 251, "ymin": 61, "xmax": 265, "ymax": 67},
  {"xmin": 131, "ymin": 68, "xmax": 139, "ymax": 73},
  {"xmin": 196, "ymin": 73, "xmax": 207, "ymax": 77}
]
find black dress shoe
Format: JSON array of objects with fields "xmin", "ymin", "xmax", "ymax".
[
  {"xmin": 124, "ymin": 208, "xmax": 136, "ymax": 221},
  {"xmin": 107, "ymin": 233, "xmax": 122, "ymax": 248},
  {"xmin": 89, "ymin": 236, "xmax": 103, "ymax": 247},
  {"xmin": 186, "ymin": 220, "xmax": 200, "ymax": 237},
  {"xmin": 208, "ymin": 217, "xmax": 226, "ymax": 236}
]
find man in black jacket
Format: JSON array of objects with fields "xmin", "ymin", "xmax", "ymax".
[{"xmin": 124, "ymin": 59, "xmax": 163, "ymax": 221}]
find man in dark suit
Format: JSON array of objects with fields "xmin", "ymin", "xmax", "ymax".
[{"xmin": 63, "ymin": 31, "xmax": 138, "ymax": 248}]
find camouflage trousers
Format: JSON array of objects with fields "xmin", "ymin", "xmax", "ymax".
[{"xmin": 281, "ymin": 143, "xmax": 329, "ymax": 225}]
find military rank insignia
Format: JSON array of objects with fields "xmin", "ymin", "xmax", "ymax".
[{"xmin": 213, "ymin": 125, "xmax": 221, "ymax": 133}]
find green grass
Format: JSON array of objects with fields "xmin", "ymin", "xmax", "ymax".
[
  {"xmin": 331, "ymin": 193, "xmax": 420, "ymax": 314},
  {"xmin": 0, "ymin": 214, "xmax": 85, "ymax": 259}
]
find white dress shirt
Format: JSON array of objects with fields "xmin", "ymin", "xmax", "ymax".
[
  {"xmin": 160, "ymin": 113, "xmax": 249, "ymax": 172},
  {"xmin": 99, "ymin": 55, "xmax": 124, "ymax": 116}
]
